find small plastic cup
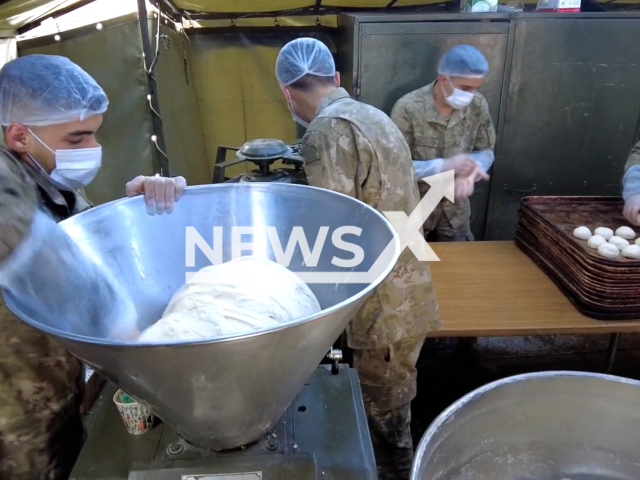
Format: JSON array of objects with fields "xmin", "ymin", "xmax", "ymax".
[{"xmin": 113, "ymin": 389, "xmax": 155, "ymax": 435}]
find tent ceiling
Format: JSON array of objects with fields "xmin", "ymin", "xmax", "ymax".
[
  {"xmin": 0, "ymin": 0, "xmax": 89, "ymax": 30},
  {"xmin": 173, "ymin": 0, "xmax": 439, "ymax": 13}
]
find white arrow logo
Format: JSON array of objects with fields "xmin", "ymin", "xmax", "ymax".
[
  {"xmin": 381, "ymin": 170, "xmax": 454, "ymax": 262},
  {"xmin": 184, "ymin": 172, "xmax": 454, "ymax": 285}
]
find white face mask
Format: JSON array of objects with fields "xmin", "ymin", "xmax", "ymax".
[
  {"xmin": 283, "ymin": 88, "xmax": 310, "ymax": 129},
  {"xmin": 442, "ymin": 78, "xmax": 475, "ymax": 110},
  {"xmin": 27, "ymin": 129, "xmax": 102, "ymax": 190}
]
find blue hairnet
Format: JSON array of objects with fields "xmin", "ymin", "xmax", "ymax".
[
  {"xmin": 437, "ymin": 45, "xmax": 489, "ymax": 78},
  {"xmin": 275, "ymin": 38, "xmax": 335, "ymax": 86},
  {"xmin": 0, "ymin": 54, "xmax": 108, "ymax": 126}
]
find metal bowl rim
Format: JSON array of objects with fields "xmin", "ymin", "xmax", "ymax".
[
  {"xmin": 5, "ymin": 183, "xmax": 402, "ymax": 348},
  {"xmin": 410, "ymin": 370, "xmax": 640, "ymax": 480}
]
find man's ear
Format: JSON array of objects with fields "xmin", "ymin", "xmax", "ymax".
[
  {"xmin": 334, "ymin": 71, "xmax": 341, "ymax": 87},
  {"xmin": 5, "ymin": 124, "xmax": 30, "ymax": 152}
]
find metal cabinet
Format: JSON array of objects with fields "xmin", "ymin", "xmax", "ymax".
[
  {"xmin": 337, "ymin": 14, "xmax": 510, "ymax": 240},
  {"xmin": 485, "ymin": 15, "xmax": 640, "ymax": 240}
]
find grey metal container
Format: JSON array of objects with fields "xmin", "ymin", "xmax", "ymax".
[{"xmin": 412, "ymin": 371, "xmax": 640, "ymax": 480}]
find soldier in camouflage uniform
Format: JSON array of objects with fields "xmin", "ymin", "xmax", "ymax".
[
  {"xmin": 622, "ymin": 140, "xmax": 640, "ymax": 226},
  {"xmin": 0, "ymin": 54, "xmax": 186, "ymax": 480},
  {"xmin": 391, "ymin": 44, "xmax": 496, "ymax": 242},
  {"xmin": 276, "ymin": 38, "xmax": 441, "ymax": 480}
]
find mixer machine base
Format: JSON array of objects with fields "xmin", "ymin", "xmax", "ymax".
[{"xmin": 70, "ymin": 364, "xmax": 377, "ymax": 480}]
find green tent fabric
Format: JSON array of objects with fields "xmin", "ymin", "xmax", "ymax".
[{"xmin": 0, "ymin": 0, "xmax": 86, "ymax": 31}]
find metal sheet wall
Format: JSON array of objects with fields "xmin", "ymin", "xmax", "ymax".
[
  {"xmin": 339, "ymin": 12, "xmax": 640, "ymax": 241},
  {"xmin": 486, "ymin": 15, "xmax": 640, "ymax": 240},
  {"xmin": 18, "ymin": 17, "xmax": 155, "ymax": 205},
  {"xmin": 338, "ymin": 14, "xmax": 510, "ymax": 240}
]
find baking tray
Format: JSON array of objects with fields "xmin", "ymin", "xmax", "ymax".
[
  {"xmin": 521, "ymin": 196, "xmax": 640, "ymax": 266},
  {"xmin": 515, "ymin": 196, "xmax": 640, "ymax": 321},
  {"xmin": 515, "ymin": 235, "xmax": 640, "ymax": 320},
  {"xmin": 518, "ymin": 214, "xmax": 640, "ymax": 285},
  {"xmin": 517, "ymin": 225, "xmax": 640, "ymax": 308}
]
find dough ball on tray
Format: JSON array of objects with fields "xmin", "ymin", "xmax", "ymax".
[
  {"xmin": 572, "ymin": 226, "xmax": 591, "ymax": 240},
  {"xmin": 587, "ymin": 235, "xmax": 606, "ymax": 249},
  {"xmin": 609, "ymin": 236, "xmax": 630, "ymax": 251},
  {"xmin": 594, "ymin": 227, "xmax": 614, "ymax": 240},
  {"xmin": 622, "ymin": 245, "xmax": 640, "ymax": 259},
  {"xmin": 615, "ymin": 226, "xmax": 636, "ymax": 240},
  {"xmin": 598, "ymin": 242, "xmax": 620, "ymax": 259}
]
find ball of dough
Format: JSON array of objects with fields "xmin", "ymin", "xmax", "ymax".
[
  {"xmin": 598, "ymin": 242, "xmax": 620, "ymax": 258},
  {"xmin": 573, "ymin": 226, "xmax": 591, "ymax": 240},
  {"xmin": 622, "ymin": 245, "xmax": 640, "ymax": 259},
  {"xmin": 615, "ymin": 226, "xmax": 636, "ymax": 240},
  {"xmin": 138, "ymin": 256, "xmax": 322, "ymax": 343},
  {"xmin": 636, "ymin": 238, "xmax": 640, "ymax": 246},
  {"xmin": 609, "ymin": 236, "xmax": 630, "ymax": 251},
  {"xmin": 587, "ymin": 234, "xmax": 606, "ymax": 249},
  {"xmin": 594, "ymin": 227, "xmax": 614, "ymax": 240}
]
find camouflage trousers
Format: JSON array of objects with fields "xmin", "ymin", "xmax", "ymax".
[
  {"xmin": 0, "ymin": 396, "xmax": 85, "ymax": 480},
  {"xmin": 352, "ymin": 334, "xmax": 426, "ymax": 480},
  {"xmin": 425, "ymin": 214, "xmax": 474, "ymax": 242}
]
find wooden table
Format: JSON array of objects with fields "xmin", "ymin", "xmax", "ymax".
[{"xmin": 427, "ymin": 241, "xmax": 640, "ymax": 370}]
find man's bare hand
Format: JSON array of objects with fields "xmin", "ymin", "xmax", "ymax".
[
  {"xmin": 454, "ymin": 166, "xmax": 490, "ymax": 199},
  {"xmin": 623, "ymin": 194, "xmax": 640, "ymax": 226},
  {"xmin": 442, "ymin": 154, "xmax": 477, "ymax": 177},
  {"xmin": 125, "ymin": 175, "xmax": 187, "ymax": 215}
]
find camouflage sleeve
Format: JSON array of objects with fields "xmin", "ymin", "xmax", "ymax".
[
  {"xmin": 0, "ymin": 155, "xmax": 37, "ymax": 264},
  {"xmin": 390, "ymin": 100, "xmax": 415, "ymax": 151},
  {"xmin": 473, "ymin": 97, "xmax": 497, "ymax": 152},
  {"xmin": 301, "ymin": 125, "xmax": 360, "ymax": 198}
]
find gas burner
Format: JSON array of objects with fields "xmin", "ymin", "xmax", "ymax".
[
  {"xmin": 213, "ymin": 138, "xmax": 308, "ymax": 185},
  {"xmin": 239, "ymin": 169, "xmax": 292, "ymax": 183}
]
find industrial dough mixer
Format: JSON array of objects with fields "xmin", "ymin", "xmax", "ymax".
[{"xmin": 2, "ymin": 183, "xmax": 402, "ymax": 480}]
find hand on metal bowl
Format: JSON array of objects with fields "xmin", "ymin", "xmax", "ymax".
[{"xmin": 125, "ymin": 174, "xmax": 187, "ymax": 216}]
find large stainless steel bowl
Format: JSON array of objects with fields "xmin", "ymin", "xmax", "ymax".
[
  {"xmin": 2, "ymin": 183, "xmax": 401, "ymax": 450},
  {"xmin": 411, "ymin": 371, "xmax": 640, "ymax": 480}
]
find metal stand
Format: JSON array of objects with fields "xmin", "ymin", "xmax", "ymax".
[{"xmin": 605, "ymin": 333, "xmax": 621, "ymax": 373}]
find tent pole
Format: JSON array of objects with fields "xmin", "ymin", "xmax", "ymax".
[{"xmin": 137, "ymin": 0, "xmax": 171, "ymax": 177}]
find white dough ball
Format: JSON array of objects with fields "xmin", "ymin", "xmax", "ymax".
[
  {"xmin": 138, "ymin": 256, "xmax": 321, "ymax": 343},
  {"xmin": 587, "ymin": 235, "xmax": 606, "ymax": 249},
  {"xmin": 598, "ymin": 242, "xmax": 620, "ymax": 258},
  {"xmin": 573, "ymin": 226, "xmax": 591, "ymax": 240},
  {"xmin": 594, "ymin": 227, "xmax": 614, "ymax": 240},
  {"xmin": 615, "ymin": 226, "xmax": 636, "ymax": 240},
  {"xmin": 608, "ymin": 236, "xmax": 630, "ymax": 251},
  {"xmin": 622, "ymin": 244, "xmax": 640, "ymax": 259}
]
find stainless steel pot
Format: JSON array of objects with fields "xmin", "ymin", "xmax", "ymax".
[{"xmin": 412, "ymin": 371, "xmax": 640, "ymax": 480}]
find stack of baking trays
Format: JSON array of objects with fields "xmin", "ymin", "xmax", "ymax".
[{"xmin": 515, "ymin": 196, "xmax": 640, "ymax": 320}]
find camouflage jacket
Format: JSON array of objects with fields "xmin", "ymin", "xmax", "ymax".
[
  {"xmin": 300, "ymin": 87, "xmax": 441, "ymax": 349},
  {"xmin": 390, "ymin": 81, "xmax": 496, "ymax": 231},
  {"xmin": 0, "ymin": 147, "xmax": 90, "ymax": 479}
]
